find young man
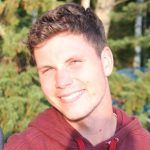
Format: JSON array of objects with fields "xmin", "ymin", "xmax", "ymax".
[{"xmin": 4, "ymin": 3, "xmax": 150, "ymax": 150}]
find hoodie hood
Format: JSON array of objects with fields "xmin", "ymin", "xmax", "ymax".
[
  {"xmin": 28, "ymin": 107, "xmax": 149, "ymax": 150},
  {"xmin": 29, "ymin": 107, "xmax": 76, "ymax": 148}
]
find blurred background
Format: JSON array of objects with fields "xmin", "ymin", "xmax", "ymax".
[{"xmin": 0, "ymin": 0, "xmax": 150, "ymax": 140}]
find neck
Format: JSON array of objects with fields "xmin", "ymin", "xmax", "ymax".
[
  {"xmin": 66, "ymin": 87, "xmax": 117, "ymax": 145},
  {"xmin": 69, "ymin": 110, "xmax": 117, "ymax": 145},
  {"xmin": 68, "ymin": 110, "xmax": 117, "ymax": 145}
]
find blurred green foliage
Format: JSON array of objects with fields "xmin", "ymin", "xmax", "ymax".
[
  {"xmin": 0, "ymin": 65, "xmax": 49, "ymax": 139},
  {"xmin": 0, "ymin": 0, "xmax": 149, "ymax": 141},
  {"xmin": 109, "ymin": 65, "xmax": 150, "ymax": 130},
  {"xmin": 0, "ymin": 0, "xmax": 64, "ymax": 140},
  {"xmin": 108, "ymin": 0, "xmax": 150, "ymax": 68}
]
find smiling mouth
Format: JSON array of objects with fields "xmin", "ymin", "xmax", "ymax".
[{"xmin": 59, "ymin": 90, "xmax": 84, "ymax": 104}]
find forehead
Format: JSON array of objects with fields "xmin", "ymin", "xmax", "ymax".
[
  {"xmin": 35, "ymin": 32, "xmax": 93, "ymax": 49},
  {"xmin": 34, "ymin": 32, "xmax": 100, "ymax": 67},
  {"xmin": 35, "ymin": 33, "xmax": 96, "ymax": 54}
]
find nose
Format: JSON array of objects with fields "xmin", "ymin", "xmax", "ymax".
[{"xmin": 55, "ymin": 69, "xmax": 73, "ymax": 89}]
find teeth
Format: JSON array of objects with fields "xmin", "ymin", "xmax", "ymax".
[{"xmin": 60, "ymin": 91, "xmax": 82, "ymax": 102}]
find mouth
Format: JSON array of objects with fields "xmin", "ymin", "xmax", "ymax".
[{"xmin": 58, "ymin": 90, "xmax": 84, "ymax": 104}]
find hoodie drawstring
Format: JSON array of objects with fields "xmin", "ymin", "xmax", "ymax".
[
  {"xmin": 76, "ymin": 137, "xmax": 119, "ymax": 150},
  {"xmin": 76, "ymin": 138, "xmax": 86, "ymax": 150},
  {"xmin": 108, "ymin": 137, "xmax": 119, "ymax": 150}
]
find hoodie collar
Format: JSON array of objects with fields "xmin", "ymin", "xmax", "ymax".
[
  {"xmin": 75, "ymin": 137, "xmax": 119, "ymax": 150},
  {"xmin": 29, "ymin": 107, "xmax": 142, "ymax": 150}
]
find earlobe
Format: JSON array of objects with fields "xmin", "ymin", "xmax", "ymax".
[{"xmin": 101, "ymin": 47, "xmax": 114, "ymax": 76}]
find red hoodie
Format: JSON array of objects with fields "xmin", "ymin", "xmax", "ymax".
[{"xmin": 4, "ymin": 107, "xmax": 150, "ymax": 150}]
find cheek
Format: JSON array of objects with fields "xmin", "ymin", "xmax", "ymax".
[
  {"xmin": 81, "ymin": 70, "xmax": 106, "ymax": 94},
  {"xmin": 39, "ymin": 75, "xmax": 55, "ymax": 96}
]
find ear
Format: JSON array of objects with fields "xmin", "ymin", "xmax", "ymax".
[{"xmin": 101, "ymin": 46, "xmax": 114, "ymax": 76}]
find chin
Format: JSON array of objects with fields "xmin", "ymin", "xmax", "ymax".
[{"xmin": 63, "ymin": 110, "xmax": 90, "ymax": 122}]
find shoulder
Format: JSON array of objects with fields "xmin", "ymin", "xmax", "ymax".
[
  {"xmin": 125, "ymin": 128, "xmax": 150, "ymax": 149},
  {"xmin": 114, "ymin": 107, "xmax": 150, "ymax": 149},
  {"xmin": 123, "ymin": 117, "xmax": 150, "ymax": 149},
  {"xmin": 4, "ymin": 108, "xmax": 72, "ymax": 150},
  {"xmin": 128, "ymin": 126, "xmax": 150, "ymax": 141},
  {"xmin": 4, "ymin": 108, "xmax": 56, "ymax": 150},
  {"xmin": 4, "ymin": 125, "xmax": 66, "ymax": 150},
  {"xmin": 4, "ymin": 127, "xmax": 46, "ymax": 150}
]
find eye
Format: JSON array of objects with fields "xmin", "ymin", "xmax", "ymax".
[
  {"xmin": 70, "ymin": 59, "xmax": 82, "ymax": 65},
  {"xmin": 40, "ymin": 67, "xmax": 55, "ymax": 74},
  {"xmin": 42, "ymin": 68, "xmax": 49, "ymax": 73}
]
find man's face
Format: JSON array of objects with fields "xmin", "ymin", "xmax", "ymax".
[{"xmin": 34, "ymin": 33, "xmax": 112, "ymax": 121}]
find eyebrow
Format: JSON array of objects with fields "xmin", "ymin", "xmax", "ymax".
[{"xmin": 65, "ymin": 55, "xmax": 84, "ymax": 63}]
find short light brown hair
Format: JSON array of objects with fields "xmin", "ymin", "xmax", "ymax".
[{"xmin": 27, "ymin": 3, "xmax": 107, "ymax": 56}]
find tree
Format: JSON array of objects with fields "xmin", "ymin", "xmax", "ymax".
[
  {"xmin": 0, "ymin": 0, "xmax": 65, "ymax": 140},
  {"xmin": 133, "ymin": 0, "xmax": 144, "ymax": 68},
  {"xmin": 108, "ymin": 0, "xmax": 150, "ymax": 68},
  {"xmin": 109, "ymin": 68, "xmax": 150, "ymax": 131},
  {"xmin": 80, "ymin": 0, "xmax": 115, "ymax": 36},
  {"xmin": 95, "ymin": 0, "xmax": 115, "ymax": 36},
  {"xmin": 81, "ymin": 0, "xmax": 90, "ymax": 8}
]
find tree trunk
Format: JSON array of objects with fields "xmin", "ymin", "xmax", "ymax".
[
  {"xmin": 95, "ymin": 0, "xmax": 115, "ymax": 36},
  {"xmin": 66, "ymin": 0, "xmax": 74, "ymax": 2},
  {"xmin": 81, "ymin": 0, "xmax": 90, "ymax": 9},
  {"xmin": 32, "ymin": 8, "xmax": 38, "ymax": 24},
  {"xmin": 133, "ymin": 0, "xmax": 144, "ymax": 68}
]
